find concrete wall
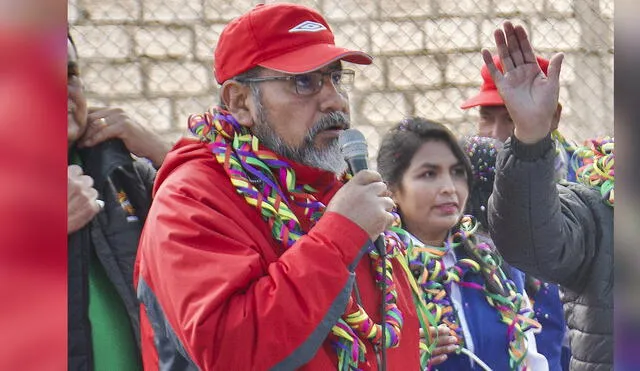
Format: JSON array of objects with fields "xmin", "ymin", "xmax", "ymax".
[{"xmin": 69, "ymin": 0, "xmax": 613, "ymax": 157}]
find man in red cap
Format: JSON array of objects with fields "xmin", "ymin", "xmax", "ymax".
[{"xmin": 134, "ymin": 3, "xmax": 434, "ymax": 370}]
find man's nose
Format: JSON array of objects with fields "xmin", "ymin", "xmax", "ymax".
[{"xmin": 318, "ymin": 78, "xmax": 349, "ymax": 114}]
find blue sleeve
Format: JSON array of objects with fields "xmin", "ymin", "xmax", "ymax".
[{"xmin": 506, "ymin": 265, "xmax": 526, "ymax": 294}]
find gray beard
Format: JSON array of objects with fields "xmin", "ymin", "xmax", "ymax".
[{"xmin": 249, "ymin": 89, "xmax": 348, "ymax": 175}]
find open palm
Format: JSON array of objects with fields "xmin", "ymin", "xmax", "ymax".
[{"xmin": 482, "ymin": 22, "xmax": 564, "ymax": 144}]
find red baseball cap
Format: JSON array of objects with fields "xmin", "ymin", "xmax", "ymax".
[
  {"xmin": 213, "ymin": 3, "xmax": 373, "ymax": 84},
  {"xmin": 460, "ymin": 55, "xmax": 550, "ymax": 109}
]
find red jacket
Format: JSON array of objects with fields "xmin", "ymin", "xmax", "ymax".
[{"xmin": 134, "ymin": 139, "xmax": 421, "ymax": 370}]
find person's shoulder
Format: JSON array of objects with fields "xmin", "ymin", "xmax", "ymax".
[
  {"xmin": 557, "ymin": 181, "xmax": 613, "ymax": 216},
  {"xmin": 167, "ymin": 137, "xmax": 214, "ymax": 161},
  {"xmin": 147, "ymin": 138, "xmax": 267, "ymax": 232},
  {"xmin": 558, "ymin": 181, "xmax": 601, "ymax": 201},
  {"xmin": 153, "ymin": 137, "xmax": 235, "ymax": 199},
  {"xmin": 158, "ymin": 138, "xmax": 223, "ymax": 177}
]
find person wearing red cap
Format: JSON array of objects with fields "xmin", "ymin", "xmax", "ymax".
[
  {"xmin": 134, "ymin": 3, "xmax": 430, "ymax": 370},
  {"xmin": 484, "ymin": 22, "xmax": 613, "ymax": 370}
]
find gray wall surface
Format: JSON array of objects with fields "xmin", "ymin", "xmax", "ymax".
[{"xmin": 69, "ymin": 0, "xmax": 613, "ymax": 158}]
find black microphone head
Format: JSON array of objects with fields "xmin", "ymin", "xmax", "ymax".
[{"xmin": 339, "ymin": 129, "xmax": 368, "ymax": 161}]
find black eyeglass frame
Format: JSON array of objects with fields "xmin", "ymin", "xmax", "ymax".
[{"xmin": 235, "ymin": 69, "xmax": 356, "ymax": 96}]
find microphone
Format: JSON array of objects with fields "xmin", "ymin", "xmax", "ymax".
[
  {"xmin": 339, "ymin": 128, "xmax": 370, "ymax": 175},
  {"xmin": 338, "ymin": 129, "xmax": 386, "ymax": 257},
  {"xmin": 338, "ymin": 128, "xmax": 389, "ymax": 371}
]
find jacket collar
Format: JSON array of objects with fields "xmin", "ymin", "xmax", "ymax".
[{"xmin": 77, "ymin": 139, "xmax": 133, "ymax": 190}]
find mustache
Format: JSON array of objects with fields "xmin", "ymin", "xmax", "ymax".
[{"xmin": 305, "ymin": 111, "xmax": 350, "ymax": 141}]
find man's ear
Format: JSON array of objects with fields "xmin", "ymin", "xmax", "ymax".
[
  {"xmin": 551, "ymin": 103, "xmax": 563, "ymax": 131},
  {"xmin": 221, "ymin": 80, "xmax": 255, "ymax": 128}
]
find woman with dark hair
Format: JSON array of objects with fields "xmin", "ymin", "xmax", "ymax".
[{"xmin": 377, "ymin": 117, "xmax": 548, "ymax": 370}]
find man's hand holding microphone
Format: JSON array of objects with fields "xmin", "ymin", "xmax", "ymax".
[{"xmin": 326, "ymin": 129, "xmax": 395, "ymax": 243}]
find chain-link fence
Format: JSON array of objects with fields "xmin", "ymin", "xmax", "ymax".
[{"xmin": 68, "ymin": 0, "xmax": 613, "ymax": 158}]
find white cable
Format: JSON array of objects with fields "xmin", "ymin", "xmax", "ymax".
[
  {"xmin": 458, "ymin": 347, "xmax": 493, "ymax": 371},
  {"xmin": 422, "ymin": 346, "xmax": 493, "ymax": 371}
]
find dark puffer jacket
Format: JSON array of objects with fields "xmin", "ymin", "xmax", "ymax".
[
  {"xmin": 488, "ymin": 135, "xmax": 613, "ymax": 371},
  {"xmin": 68, "ymin": 139, "xmax": 155, "ymax": 370}
]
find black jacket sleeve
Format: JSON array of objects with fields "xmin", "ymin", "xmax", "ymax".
[{"xmin": 488, "ymin": 135, "xmax": 602, "ymax": 293}]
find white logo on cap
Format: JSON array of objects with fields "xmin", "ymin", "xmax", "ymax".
[{"xmin": 289, "ymin": 21, "xmax": 327, "ymax": 33}]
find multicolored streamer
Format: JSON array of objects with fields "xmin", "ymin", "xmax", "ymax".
[
  {"xmin": 570, "ymin": 136, "xmax": 614, "ymax": 207},
  {"xmin": 188, "ymin": 107, "xmax": 406, "ymax": 370},
  {"xmin": 392, "ymin": 216, "xmax": 540, "ymax": 371}
]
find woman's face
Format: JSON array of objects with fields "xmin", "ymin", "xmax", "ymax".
[{"xmin": 393, "ymin": 140, "xmax": 469, "ymax": 244}]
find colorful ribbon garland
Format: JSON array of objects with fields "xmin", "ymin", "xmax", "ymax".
[
  {"xmin": 570, "ymin": 136, "xmax": 614, "ymax": 207},
  {"xmin": 188, "ymin": 107, "xmax": 406, "ymax": 370},
  {"xmin": 392, "ymin": 216, "xmax": 541, "ymax": 371}
]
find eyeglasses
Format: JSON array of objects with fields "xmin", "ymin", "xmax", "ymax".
[{"xmin": 236, "ymin": 69, "xmax": 355, "ymax": 96}]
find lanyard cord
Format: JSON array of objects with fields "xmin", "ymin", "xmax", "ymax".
[
  {"xmin": 379, "ymin": 251, "xmax": 387, "ymax": 371},
  {"xmin": 376, "ymin": 239, "xmax": 388, "ymax": 371},
  {"xmin": 352, "ymin": 244, "xmax": 388, "ymax": 371}
]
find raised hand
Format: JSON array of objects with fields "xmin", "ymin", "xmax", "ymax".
[{"xmin": 482, "ymin": 21, "xmax": 564, "ymax": 144}]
